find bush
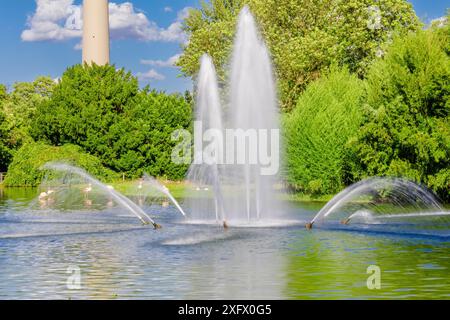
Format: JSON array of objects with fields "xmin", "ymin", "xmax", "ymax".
[
  {"xmin": 284, "ymin": 67, "xmax": 365, "ymax": 195},
  {"xmin": 31, "ymin": 64, "xmax": 192, "ymax": 180},
  {"xmin": 4, "ymin": 142, "xmax": 118, "ymax": 187},
  {"xmin": 352, "ymin": 21, "xmax": 450, "ymax": 201}
]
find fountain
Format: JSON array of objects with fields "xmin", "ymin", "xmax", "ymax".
[
  {"xmin": 308, "ymin": 177, "xmax": 450, "ymax": 229},
  {"xmin": 186, "ymin": 54, "xmax": 225, "ymax": 222},
  {"xmin": 38, "ymin": 162, "xmax": 161, "ymax": 229},
  {"xmin": 141, "ymin": 174, "xmax": 187, "ymax": 217},
  {"xmin": 186, "ymin": 6, "xmax": 283, "ymax": 225}
]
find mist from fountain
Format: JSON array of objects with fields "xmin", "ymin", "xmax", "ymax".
[{"xmin": 39, "ymin": 162, "xmax": 159, "ymax": 227}]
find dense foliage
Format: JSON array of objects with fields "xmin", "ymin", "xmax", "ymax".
[
  {"xmin": 178, "ymin": 0, "xmax": 420, "ymax": 111},
  {"xmin": 0, "ymin": 85, "xmax": 10, "ymax": 171},
  {"xmin": 0, "ymin": 78, "xmax": 55, "ymax": 171},
  {"xmin": 4, "ymin": 142, "xmax": 118, "ymax": 187},
  {"xmin": 0, "ymin": 109, "xmax": 12, "ymax": 172},
  {"xmin": 0, "ymin": 84, "xmax": 6, "ymax": 101},
  {"xmin": 2, "ymin": 77, "xmax": 55, "ymax": 147},
  {"xmin": 284, "ymin": 68, "xmax": 365, "ymax": 195},
  {"xmin": 31, "ymin": 64, "xmax": 192, "ymax": 180},
  {"xmin": 352, "ymin": 22, "xmax": 450, "ymax": 201}
]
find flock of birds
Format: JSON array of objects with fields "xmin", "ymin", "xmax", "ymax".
[
  {"xmin": 37, "ymin": 180, "xmax": 171, "ymax": 209},
  {"xmin": 39, "ymin": 183, "xmax": 94, "ymax": 198}
]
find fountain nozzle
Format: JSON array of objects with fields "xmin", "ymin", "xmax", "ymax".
[
  {"xmin": 153, "ymin": 223, "xmax": 162, "ymax": 230},
  {"xmin": 305, "ymin": 222, "xmax": 314, "ymax": 230},
  {"xmin": 223, "ymin": 220, "xmax": 229, "ymax": 229},
  {"xmin": 340, "ymin": 218, "xmax": 351, "ymax": 225}
]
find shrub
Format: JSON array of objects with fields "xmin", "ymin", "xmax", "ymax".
[
  {"xmin": 284, "ymin": 67, "xmax": 365, "ymax": 195},
  {"xmin": 352, "ymin": 21, "xmax": 450, "ymax": 201},
  {"xmin": 4, "ymin": 142, "xmax": 118, "ymax": 187}
]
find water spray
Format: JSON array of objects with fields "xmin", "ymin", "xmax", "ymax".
[
  {"xmin": 41, "ymin": 162, "xmax": 161, "ymax": 229},
  {"xmin": 142, "ymin": 174, "xmax": 187, "ymax": 218}
]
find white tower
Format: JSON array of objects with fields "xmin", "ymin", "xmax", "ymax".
[{"xmin": 82, "ymin": 0, "xmax": 110, "ymax": 65}]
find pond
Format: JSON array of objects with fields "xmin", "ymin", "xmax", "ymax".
[{"xmin": 0, "ymin": 188, "xmax": 449, "ymax": 299}]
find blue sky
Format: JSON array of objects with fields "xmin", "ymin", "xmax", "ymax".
[{"xmin": 0, "ymin": 1, "xmax": 448, "ymax": 93}]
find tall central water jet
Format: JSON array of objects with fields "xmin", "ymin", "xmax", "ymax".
[
  {"xmin": 226, "ymin": 6, "xmax": 280, "ymax": 221},
  {"xmin": 187, "ymin": 6, "xmax": 282, "ymax": 224}
]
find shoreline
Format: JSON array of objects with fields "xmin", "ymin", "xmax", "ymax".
[{"xmin": 2, "ymin": 179, "xmax": 449, "ymax": 207}]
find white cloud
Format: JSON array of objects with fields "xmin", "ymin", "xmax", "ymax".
[
  {"xmin": 158, "ymin": 7, "xmax": 192, "ymax": 43},
  {"xmin": 21, "ymin": 0, "xmax": 82, "ymax": 41},
  {"xmin": 21, "ymin": 0, "xmax": 191, "ymax": 43},
  {"xmin": 140, "ymin": 54, "xmax": 181, "ymax": 68},
  {"xmin": 137, "ymin": 69, "xmax": 165, "ymax": 81},
  {"xmin": 430, "ymin": 16, "xmax": 447, "ymax": 28},
  {"xmin": 164, "ymin": 7, "xmax": 173, "ymax": 13}
]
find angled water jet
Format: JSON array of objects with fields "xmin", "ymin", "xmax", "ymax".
[
  {"xmin": 40, "ymin": 162, "xmax": 160, "ymax": 228},
  {"xmin": 308, "ymin": 177, "xmax": 448, "ymax": 229},
  {"xmin": 141, "ymin": 174, "xmax": 187, "ymax": 218}
]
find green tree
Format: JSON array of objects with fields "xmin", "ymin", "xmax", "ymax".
[
  {"xmin": 284, "ymin": 67, "xmax": 365, "ymax": 195},
  {"xmin": 0, "ymin": 110, "xmax": 12, "ymax": 172},
  {"xmin": 2, "ymin": 79, "xmax": 57, "ymax": 172},
  {"xmin": 178, "ymin": 0, "xmax": 420, "ymax": 111},
  {"xmin": 2, "ymin": 77, "xmax": 55, "ymax": 148},
  {"xmin": 0, "ymin": 84, "xmax": 10, "ymax": 171},
  {"xmin": 0, "ymin": 84, "xmax": 6, "ymax": 102},
  {"xmin": 32, "ymin": 64, "xmax": 192, "ymax": 179},
  {"xmin": 352, "ymin": 20, "xmax": 450, "ymax": 201}
]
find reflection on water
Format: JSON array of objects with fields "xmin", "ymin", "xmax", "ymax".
[
  {"xmin": 0, "ymin": 189, "xmax": 449, "ymax": 299},
  {"xmin": 285, "ymin": 232, "xmax": 450, "ymax": 299}
]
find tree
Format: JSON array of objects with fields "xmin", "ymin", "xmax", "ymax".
[
  {"xmin": 32, "ymin": 64, "xmax": 192, "ymax": 179},
  {"xmin": 0, "ymin": 84, "xmax": 6, "ymax": 102},
  {"xmin": 284, "ymin": 67, "xmax": 365, "ymax": 195},
  {"xmin": 352, "ymin": 19, "xmax": 450, "ymax": 201},
  {"xmin": 178, "ymin": 0, "xmax": 420, "ymax": 111},
  {"xmin": 1, "ymin": 79, "xmax": 56, "ymax": 172},
  {"xmin": 0, "ymin": 109, "xmax": 12, "ymax": 172},
  {"xmin": 1, "ymin": 77, "xmax": 55, "ymax": 148},
  {"xmin": 0, "ymin": 84, "xmax": 10, "ymax": 171}
]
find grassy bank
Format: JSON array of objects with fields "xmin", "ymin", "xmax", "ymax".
[
  {"xmin": 110, "ymin": 179, "xmax": 334, "ymax": 203},
  {"xmin": 2, "ymin": 178, "xmax": 448, "ymax": 208}
]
